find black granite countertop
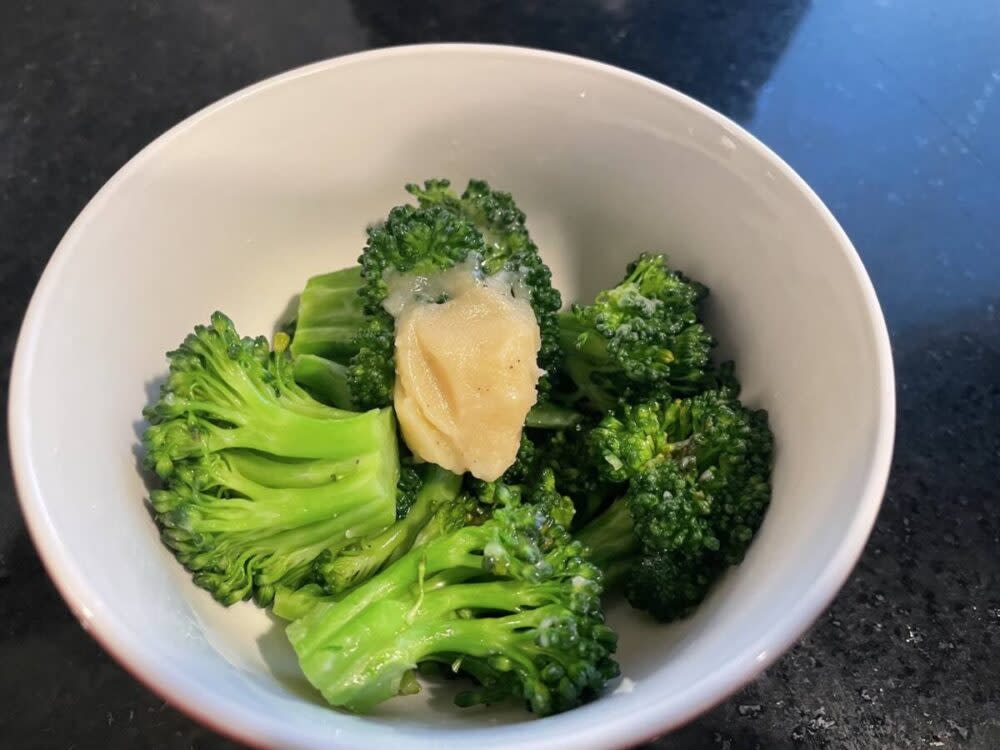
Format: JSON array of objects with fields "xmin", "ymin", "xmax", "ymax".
[{"xmin": 1, "ymin": 1, "xmax": 998, "ymax": 748}]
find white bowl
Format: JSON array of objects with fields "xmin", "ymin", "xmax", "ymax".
[{"xmin": 9, "ymin": 44, "xmax": 894, "ymax": 749}]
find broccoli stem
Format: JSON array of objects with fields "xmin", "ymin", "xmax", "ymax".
[
  {"xmin": 273, "ymin": 584, "xmax": 336, "ymax": 621},
  {"xmin": 168, "ymin": 501, "xmax": 384, "ymax": 575},
  {"xmin": 294, "ymin": 595, "xmax": 583, "ymax": 714},
  {"xmin": 291, "ymin": 353, "xmax": 355, "ymax": 410},
  {"xmin": 417, "ymin": 580, "xmax": 568, "ymax": 617},
  {"xmin": 222, "ymin": 449, "xmax": 363, "ymax": 489},
  {"xmin": 576, "ymin": 497, "xmax": 637, "ymax": 585},
  {"xmin": 314, "ymin": 466, "xmax": 463, "ymax": 594},
  {"xmin": 184, "ymin": 406, "xmax": 395, "ymax": 461},
  {"xmin": 167, "ymin": 462, "xmax": 394, "ymax": 532},
  {"xmin": 289, "ymin": 266, "xmax": 366, "ymax": 360},
  {"xmin": 524, "ymin": 402, "xmax": 583, "ymax": 430},
  {"xmin": 285, "ymin": 482, "xmax": 617, "ymax": 716},
  {"xmin": 556, "ymin": 312, "xmax": 619, "ymax": 412},
  {"xmin": 290, "ymin": 527, "xmax": 489, "ymax": 657}
]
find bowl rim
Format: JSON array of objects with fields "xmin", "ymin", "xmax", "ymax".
[{"xmin": 7, "ymin": 42, "xmax": 895, "ymax": 750}]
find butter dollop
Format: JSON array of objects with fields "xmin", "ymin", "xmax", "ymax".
[{"xmin": 389, "ymin": 262, "xmax": 541, "ymax": 481}]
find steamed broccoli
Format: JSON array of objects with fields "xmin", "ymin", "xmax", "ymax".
[
  {"xmin": 576, "ymin": 387, "xmax": 773, "ymax": 621},
  {"xmin": 285, "ymin": 471, "xmax": 618, "ymax": 716},
  {"xmin": 347, "ymin": 202, "xmax": 486, "ymax": 409},
  {"xmin": 313, "ymin": 465, "xmax": 469, "ymax": 594},
  {"xmin": 290, "ymin": 352, "xmax": 354, "ymax": 411},
  {"xmin": 555, "ymin": 253, "xmax": 716, "ymax": 413},
  {"xmin": 273, "ymin": 583, "xmax": 335, "ymax": 621},
  {"xmin": 532, "ymin": 421, "xmax": 624, "ymax": 528},
  {"xmin": 288, "ymin": 266, "xmax": 366, "ymax": 362},
  {"xmin": 138, "ymin": 178, "xmax": 779, "ymax": 724},
  {"xmin": 285, "ymin": 179, "xmax": 563, "ymax": 412},
  {"xmin": 143, "ymin": 312, "xmax": 400, "ymax": 606}
]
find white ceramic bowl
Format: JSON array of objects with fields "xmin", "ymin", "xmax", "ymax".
[{"xmin": 9, "ymin": 44, "xmax": 894, "ymax": 749}]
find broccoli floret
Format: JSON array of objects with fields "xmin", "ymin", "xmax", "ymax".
[
  {"xmin": 532, "ymin": 422, "xmax": 625, "ymax": 528},
  {"xmin": 285, "ymin": 471, "xmax": 618, "ymax": 716},
  {"xmin": 313, "ymin": 465, "xmax": 467, "ymax": 594},
  {"xmin": 527, "ymin": 418, "xmax": 623, "ymax": 528},
  {"xmin": 342, "ymin": 316, "xmax": 398, "ymax": 412},
  {"xmin": 576, "ymin": 387, "xmax": 773, "ymax": 621},
  {"xmin": 555, "ymin": 253, "xmax": 716, "ymax": 413},
  {"xmin": 459, "ymin": 431, "xmax": 542, "ymax": 510},
  {"xmin": 350, "ymin": 180, "xmax": 564, "ymax": 409},
  {"xmin": 142, "ymin": 312, "xmax": 400, "ymax": 606},
  {"xmin": 286, "ymin": 180, "xmax": 563, "ymax": 413}
]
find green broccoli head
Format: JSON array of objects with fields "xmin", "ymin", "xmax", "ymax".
[
  {"xmin": 577, "ymin": 387, "xmax": 773, "ymax": 621},
  {"xmin": 555, "ymin": 253, "xmax": 717, "ymax": 413},
  {"xmin": 358, "ymin": 202, "xmax": 486, "ymax": 317},
  {"xmin": 286, "ymin": 470, "xmax": 618, "ymax": 716},
  {"xmin": 588, "ymin": 401, "xmax": 675, "ymax": 484},
  {"xmin": 625, "ymin": 551, "xmax": 716, "ymax": 622},
  {"xmin": 531, "ymin": 421, "xmax": 625, "ymax": 528},
  {"xmin": 287, "ymin": 178, "xmax": 562, "ymax": 419},
  {"xmin": 142, "ymin": 313, "xmax": 400, "ymax": 606}
]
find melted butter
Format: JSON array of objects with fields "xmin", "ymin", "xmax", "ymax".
[{"xmin": 389, "ymin": 262, "xmax": 541, "ymax": 481}]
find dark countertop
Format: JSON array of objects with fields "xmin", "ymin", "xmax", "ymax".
[{"xmin": 1, "ymin": 1, "xmax": 997, "ymax": 748}]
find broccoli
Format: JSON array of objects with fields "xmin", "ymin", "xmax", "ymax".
[
  {"xmin": 284, "ymin": 179, "xmax": 563, "ymax": 412},
  {"xmin": 142, "ymin": 312, "xmax": 400, "ymax": 606},
  {"xmin": 285, "ymin": 471, "xmax": 619, "ymax": 716},
  {"xmin": 288, "ymin": 266, "xmax": 366, "ymax": 362},
  {"xmin": 313, "ymin": 465, "xmax": 468, "ymax": 594},
  {"xmin": 273, "ymin": 583, "xmax": 335, "ymax": 621},
  {"xmin": 554, "ymin": 253, "xmax": 717, "ymax": 413},
  {"xmin": 532, "ymin": 421, "xmax": 624, "ymax": 528},
  {"xmin": 291, "ymin": 352, "xmax": 354, "ymax": 410},
  {"xmin": 576, "ymin": 387, "xmax": 773, "ymax": 621},
  {"xmin": 523, "ymin": 401, "xmax": 584, "ymax": 430}
]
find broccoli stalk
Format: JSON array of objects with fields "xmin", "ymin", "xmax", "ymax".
[
  {"xmin": 288, "ymin": 266, "xmax": 366, "ymax": 361},
  {"xmin": 143, "ymin": 312, "xmax": 400, "ymax": 606},
  {"xmin": 576, "ymin": 388, "xmax": 773, "ymax": 622},
  {"xmin": 574, "ymin": 494, "xmax": 636, "ymax": 583},
  {"xmin": 273, "ymin": 583, "xmax": 336, "ymax": 621},
  {"xmin": 554, "ymin": 253, "xmax": 716, "ymax": 413},
  {"xmin": 523, "ymin": 401, "xmax": 584, "ymax": 430},
  {"xmin": 285, "ymin": 472, "xmax": 619, "ymax": 716},
  {"xmin": 313, "ymin": 465, "xmax": 466, "ymax": 594},
  {"xmin": 291, "ymin": 353, "xmax": 354, "ymax": 410}
]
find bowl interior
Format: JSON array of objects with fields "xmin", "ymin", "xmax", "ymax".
[{"xmin": 10, "ymin": 46, "xmax": 891, "ymax": 750}]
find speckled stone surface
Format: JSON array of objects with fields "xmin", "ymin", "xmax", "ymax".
[{"xmin": 1, "ymin": 1, "xmax": 998, "ymax": 748}]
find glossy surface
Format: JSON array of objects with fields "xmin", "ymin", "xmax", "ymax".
[{"xmin": 0, "ymin": 2, "xmax": 995, "ymax": 748}]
